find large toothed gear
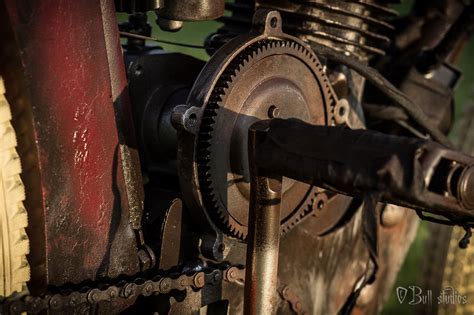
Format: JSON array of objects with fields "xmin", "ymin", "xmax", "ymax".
[
  {"xmin": 0, "ymin": 77, "xmax": 30, "ymax": 297},
  {"xmin": 178, "ymin": 11, "xmax": 338, "ymax": 241}
]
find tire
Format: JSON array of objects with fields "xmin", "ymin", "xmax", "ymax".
[
  {"xmin": 421, "ymin": 97, "xmax": 474, "ymax": 315},
  {"xmin": 0, "ymin": 77, "xmax": 30, "ymax": 297}
]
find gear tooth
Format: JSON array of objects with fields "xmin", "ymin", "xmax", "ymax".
[
  {"xmin": 200, "ymin": 133, "xmax": 212, "ymax": 141},
  {"xmin": 200, "ymin": 125, "xmax": 213, "ymax": 133},
  {"xmin": 195, "ymin": 38, "xmax": 333, "ymax": 241},
  {"xmin": 220, "ymin": 210, "xmax": 228, "ymax": 222},
  {"xmin": 207, "ymin": 102, "xmax": 219, "ymax": 110}
]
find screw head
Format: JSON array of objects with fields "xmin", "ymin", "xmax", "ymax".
[{"xmin": 213, "ymin": 272, "xmax": 222, "ymax": 283}]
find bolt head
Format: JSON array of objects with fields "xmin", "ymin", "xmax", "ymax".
[
  {"xmin": 381, "ymin": 204, "xmax": 405, "ymax": 227},
  {"xmin": 213, "ymin": 272, "xmax": 222, "ymax": 282},
  {"xmin": 460, "ymin": 167, "xmax": 474, "ymax": 209}
]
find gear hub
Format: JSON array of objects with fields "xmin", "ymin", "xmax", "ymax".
[{"xmin": 177, "ymin": 11, "xmax": 338, "ymax": 240}]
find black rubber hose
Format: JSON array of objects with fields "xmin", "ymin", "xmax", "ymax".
[{"xmin": 311, "ymin": 43, "xmax": 453, "ymax": 147}]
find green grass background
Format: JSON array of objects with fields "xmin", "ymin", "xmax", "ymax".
[{"xmin": 119, "ymin": 2, "xmax": 473, "ymax": 313}]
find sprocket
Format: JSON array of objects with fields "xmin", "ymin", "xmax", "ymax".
[{"xmin": 178, "ymin": 11, "xmax": 338, "ymax": 241}]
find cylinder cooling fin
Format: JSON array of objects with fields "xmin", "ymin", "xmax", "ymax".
[{"xmin": 211, "ymin": 0, "xmax": 398, "ymax": 60}]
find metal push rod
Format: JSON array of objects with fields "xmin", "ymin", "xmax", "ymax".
[
  {"xmin": 244, "ymin": 118, "xmax": 474, "ymax": 314},
  {"xmin": 244, "ymin": 125, "xmax": 283, "ymax": 315}
]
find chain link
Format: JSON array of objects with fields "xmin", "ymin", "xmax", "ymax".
[
  {"xmin": 279, "ymin": 285, "xmax": 309, "ymax": 315},
  {"xmin": 1, "ymin": 265, "xmax": 245, "ymax": 314},
  {"xmin": 1, "ymin": 265, "xmax": 308, "ymax": 314}
]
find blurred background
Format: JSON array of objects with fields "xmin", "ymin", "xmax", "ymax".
[{"xmin": 119, "ymin": 1, "xmax": 473, "ymax": 313}]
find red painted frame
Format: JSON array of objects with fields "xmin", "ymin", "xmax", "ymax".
[{"xmin": 3, "ymin": 0, "xmax": 144, "ymax": 289}]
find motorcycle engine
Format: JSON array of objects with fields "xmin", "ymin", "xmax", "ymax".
[{"xmin": 118, "ymin": 0, "xmax": 437, "ymax": 313}]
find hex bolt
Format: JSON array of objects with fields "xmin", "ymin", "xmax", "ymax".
[
  {"xmin": 171, "ymin": 105, "xmax": 201, "ymax": 135},
  {"xmin": 213, "ymin": 272, "xmax": 222, "ymax": 283},
  {"xmin": 460, "ymin": 167, "xmax": 474, "ymax": 209}
]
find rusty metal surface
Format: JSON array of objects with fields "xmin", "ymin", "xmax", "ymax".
[
  {"xmin": 256, "ymin": 0, "xmax": 397, "ymax": 60},
  {"xmin": 244, "ymin": 131, "xmax": 282, "ymax": 315},
  {"xmin": 2, "ymin": 263, "xmax": 245, "ymax": 314},
  {"xmin": 176, "ymin": 11, "xmax": 347, "ymax": 244},
  {"xmin": 3, "ymin": 0, "xmax": 142, "ymax": 286},
  {"xmin": 158, "ymin": 0, "xmax": 225, "ymax": 21},
  {"xmin": 0, "ymin": 1, "xmax": 470, "ymax": 313},
  {"xmin": 246, "ymin": 116, "xmax": 474, "ymax": 313},
  {"xmin": 249, "ymin": 119, "xmax": 474, "ymax": 222}
]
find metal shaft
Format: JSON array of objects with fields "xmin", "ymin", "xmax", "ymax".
[
  {"xmin": 250, "ymin": 118, "xmax": 474, "ymax": 222},
  {"xmin": 244, "ymin": 123, "xmax": 283, "ymax": 315}
]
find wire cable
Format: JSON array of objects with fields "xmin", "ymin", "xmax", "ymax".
[
  {"xmin": 312, "ymin": 43, "xmax": 453, "ymax": 147},
  {"xmin": 120, "ymin": 31, "xmax": 205, "ymax": 49}
]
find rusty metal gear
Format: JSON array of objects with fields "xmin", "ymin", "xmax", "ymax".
[
  {"xmin": 198, "ymin": 41, "xmax": 336, "ymax": 240},
  {"xmin": 179, "ymin": 12, "xmax": 338, "ymax": 241}
]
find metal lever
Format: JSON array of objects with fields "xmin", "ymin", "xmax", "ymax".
[{"xmin": 243, "ymin": 118, "xmax": 474, "ymax": 315}]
